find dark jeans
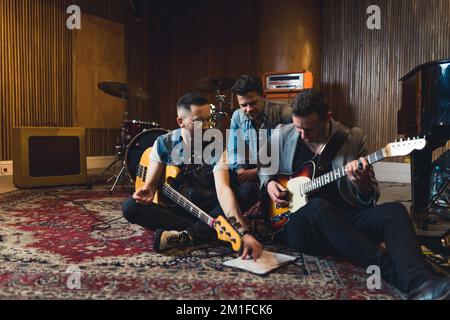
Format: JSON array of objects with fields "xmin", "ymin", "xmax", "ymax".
[
  {"xmin": 275, "ymin": 198, "xmax": 433, "ymax": 293},
  {"xmin": 122, "ymin": 181, "xmax": 259, "ymax": 245}
]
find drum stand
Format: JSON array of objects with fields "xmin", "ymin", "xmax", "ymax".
[
  {"xmin": 90, "ymin": 140, "xmax": 134, "ymax": 194},
  {"xmin": 210, "ymin": 89, "xmax": 232, "ymax": 129},
  {"xmin": 91, "ymin": 156, "xmax": 129, "ymax": 193},
  {"xmin": 90, "ymin": 92, "xmax": 133, "ymax": 194}
]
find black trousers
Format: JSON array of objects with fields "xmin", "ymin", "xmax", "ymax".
[
  {"xmin": 276, "ymin": 198, "xmax": 433, "ymax": 293},
  {"xmin": 122, "ymin": 181, "xmax": 259, "ymax": 245}
]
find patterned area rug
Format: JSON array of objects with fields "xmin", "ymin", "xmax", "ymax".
[{"xmin": 0, "ymin": 186, "xmax": 405, "ymax": 300}]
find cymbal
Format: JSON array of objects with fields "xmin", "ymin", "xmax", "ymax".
[
  {"xmin": 98, "ymin": 82, "xmax": 149, "ymax": 100},
  {"xmin": 197, "ymin": 75, "xmax": 235, "ymax": 92}
]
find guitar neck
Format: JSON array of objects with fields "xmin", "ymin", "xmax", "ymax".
[
  {"xmin": 159, "ymin": 183, "xmax": 215, "ymax": 227},
  {"xmin": 303, "ymin": 148, "xmax": 386, "ymax": 194}
]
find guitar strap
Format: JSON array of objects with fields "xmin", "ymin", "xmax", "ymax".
[{"xmin": 316, "ymin": 124, "xmax": 350, "ymax": 174}]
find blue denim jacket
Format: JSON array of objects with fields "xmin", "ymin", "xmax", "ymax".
[
  {"xmin": 154, "ymin": 129, "xmax": 184, "ymax": 165},
  {"xmin": 227, "ymin": 99, "xmax": 292, "ymax": 171}
]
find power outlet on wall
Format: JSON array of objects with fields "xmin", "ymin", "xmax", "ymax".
[{"xmin": 0, "ymin": 162, "xmax": 13, "ymax": 176}]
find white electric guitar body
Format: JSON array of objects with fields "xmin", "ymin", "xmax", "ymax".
[{"xmin": 265, "ymin": 137, "xmax": 427, "ymax": 231}]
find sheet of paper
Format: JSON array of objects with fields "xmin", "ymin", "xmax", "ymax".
[{"xmin": 223, "ymin": 250, "xmax": 297, "ymax": 275}]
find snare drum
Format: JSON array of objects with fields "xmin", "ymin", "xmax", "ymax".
[{"xmin": 124, "ymin": 128, "xmax": 168, "ymax": 182}]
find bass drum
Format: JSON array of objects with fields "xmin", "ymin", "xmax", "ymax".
[{"xmin": 125, "ymin": 128, "xmax": 168, "ymax": 182}]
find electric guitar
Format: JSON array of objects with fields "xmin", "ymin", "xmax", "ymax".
[
  {"xmin": 135, "ymin": 147, "xmax": 242, "ymax": 251},
  {"xmin": 266, "ymin": 137, "xmax": 427, "ymax": 231}
]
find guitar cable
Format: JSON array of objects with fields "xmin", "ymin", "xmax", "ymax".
[{"xmin": 43, "ymin": 189, "xmax": 124, "ymax": 232}]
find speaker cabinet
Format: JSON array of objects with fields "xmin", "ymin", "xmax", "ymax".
[{"xmin": 12, "ymin": 127, "xmax": 87, "ymax": 188}]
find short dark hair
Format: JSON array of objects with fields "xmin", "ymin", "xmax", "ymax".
[
  {"xmin": 231, "ymin": 75, "xmax": 263, "ymax": 97},
  {"xmin": 292, "ymin": 89, "xmax": 329, "ymax": 120},
  {"xmin": 176, "ymin": 91, "xmax": 208, "ymax": 113}
]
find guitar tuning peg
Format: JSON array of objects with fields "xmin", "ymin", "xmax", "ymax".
[
  {"xmin": 399, "ymin": 138, "xmax": 403, "ymax": 142},
  {"xmin": 233, "ymin": 222, "xmax": 242, "ymax": 229},
  {"xmin": 394, "ymin": 139, "xmax": 397, "ymax": 142},
  {"xmin": 228, "ymin": 217, "xmax": 236, "ymax": 223},
  {"xmin": 407, "ymin": 137, "xmax": 410, "ymax": 141}
]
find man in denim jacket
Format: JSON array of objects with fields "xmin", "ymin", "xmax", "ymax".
[{"xmin": 227, "ymin": 75, "xmax": 292, "ymax": 214}]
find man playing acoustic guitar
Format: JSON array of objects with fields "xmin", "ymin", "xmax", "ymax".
[
  {"xmin": 122, "ymin": 92, "xmax": 263, "ymax": 260},
  {"xmin": 259, "ymin": 89, "xmax": 450, "ymax": 299}
]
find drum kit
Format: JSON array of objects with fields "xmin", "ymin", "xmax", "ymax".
[
  {"xmin": 95, "ymin": 76, "xmax": 236, "ymax": 193},
  {"xmin": 197, "ymin": 75, "xmax": 236, "ymax": 129}
]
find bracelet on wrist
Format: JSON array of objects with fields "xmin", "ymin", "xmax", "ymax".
[{"xmin": 240, "ymin": 230, "xmax": 253, "ymax": 237}]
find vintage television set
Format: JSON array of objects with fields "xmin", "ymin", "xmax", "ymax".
[{"xmin": 12, "ymin": 127, "xmax": 88, "ymax": 188}]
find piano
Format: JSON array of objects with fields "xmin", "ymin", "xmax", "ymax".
[{"xmin": 398, "ymin": 58, "xmax": 450, "ymax": 228}]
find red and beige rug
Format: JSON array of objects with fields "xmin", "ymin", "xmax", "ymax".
[{"xmin": 0, "ymin": 186, "xmax": 405, "ymax": 300}]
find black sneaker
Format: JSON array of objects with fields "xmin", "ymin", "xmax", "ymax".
[{"xmin": 153, "ymin": 229, "xmax": 194, "ymax": 252}]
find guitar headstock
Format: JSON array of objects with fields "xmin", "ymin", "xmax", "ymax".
[
  {"xmin": 385, "ymin": 137, "xmax": 426, "ymax": 157},
  {"xmin": 213, "ymin": 216, "xmax": 242, "ymax": 252}
]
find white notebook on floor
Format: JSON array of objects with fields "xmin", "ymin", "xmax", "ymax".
[{"xmin": 223, "ymin": 250, "xmax": 297, "ymax": 275}]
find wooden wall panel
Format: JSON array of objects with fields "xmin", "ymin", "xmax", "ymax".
[
  {"xmin": 73, "ymin": 14, "xmax": 126, "ymax": 129},
  {"xmin": 321, "ymin": 0, "xmax": 450, "ymax": 161},
  {"xmin": 146, "ymin": 0, "xmax": 259, "ymax": 130},
  {"xmin": 256, "ymin": 0, "xmax": 322, "ymax": 87},
  {"xmin": 71, "ymin": 0, "xmax": 152, "ymax": 156},
  {"xmin": 147, "ymin": 0, "xmax": 323, "ymax": 130},
  {"xmin": 85, "ymin": 128, "xmax": 121, "ymax": 157},
  {"xmin": 68, "ymin": 0, "xmax": 154, "ymax": 122},
  {"xmin": 0, "ymin": 0, "xmax": 151, "ymax": 160},
  {"xmin": 0, "ymin": 0, "xmax": 73, "ymax": 161}
]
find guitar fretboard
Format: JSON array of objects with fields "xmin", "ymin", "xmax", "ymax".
[
  {"xmin": 302, "ymin": 148, "xmax": 386, "ymax": 194},
  {"xmin": 160, "ymin": 184, "xmax": 214, "ymax": 226},
  {"xmin": 136, "ymin": 164, "xmax": 214, "ymax": 227}
]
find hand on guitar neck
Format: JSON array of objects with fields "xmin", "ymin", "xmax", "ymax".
[
  {"xmin": 264, "ymin": 137, "xmax": 427, "ymax": 231},
  {"xmin": 344, "ymin": 157, "xmax": 373, "ymax": 195}
]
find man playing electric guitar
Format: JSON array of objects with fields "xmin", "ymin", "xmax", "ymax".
[
  {"xmin": 122, "ymin": 92, "xmax": 262, "ymax": 260},
  {"xmin": 259, "ymin": 89, "xmax": 450, "ymax": 300}
]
